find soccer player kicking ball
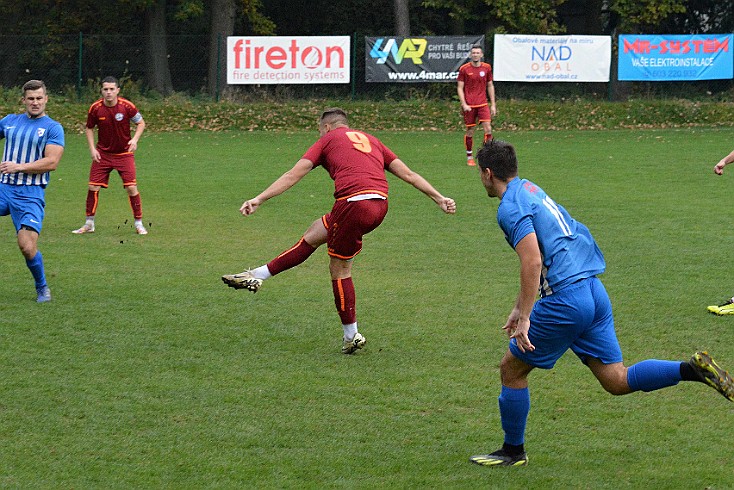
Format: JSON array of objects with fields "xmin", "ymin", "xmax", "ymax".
[
  {"xmin": 469, "ymin": 140, "xmax": 734, "ymax": 467},
  {"xmin": 222, "ymin": 108, "xmax": 456, "ymax": 354}
]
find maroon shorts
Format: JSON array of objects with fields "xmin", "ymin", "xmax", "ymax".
[
  {"xmin": 323, "ymin": 198, "xmax": 388, "ymax": 260},
  {"xmin": 89, "ymin": 152, "xmax": 137, "ymax": 188},
  {"xmin": 463, "ymin": 104, "xmax": 491, "ymax": 127}
]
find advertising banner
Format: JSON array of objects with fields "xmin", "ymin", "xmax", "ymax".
[
  {"xmin": 227, "ymin": 36, "xmax": 350, "ymax": 84},
  {"xmin": 365, "ymin": 36, "xmax": 484, "ymax": 83},
  {"xmin": 493, "ymin": 34, "xmax": 611, "ymax": 82},
  {"xmin": 618, "ymin": 34, "xmax": 733, "ymax": 81}
]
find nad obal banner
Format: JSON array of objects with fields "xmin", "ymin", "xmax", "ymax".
[
  {"xmin": 493, "ymin": 35, "xmax": 611, "ymax": 82},
  {"xmin": 227, "ymin": 36, "xmax": 350, "ymax": 84},
  {"xmin": 618, "ymin": 34, "xmax": 733, "ymax": 81},
  {"xmin": 365, "ymin": 36, "xmax": 484, "ymax": 83}
]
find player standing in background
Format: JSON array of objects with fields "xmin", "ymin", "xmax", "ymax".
[
  {"xmin": 222, "ymin": 108, "xmax": 456, "ymax": 354},
  {"xmin": 72, "ymin": 76, "xmax": 147, "ymax": 235},
  {"xmin": 0, "ymin": 80, "xmax": 65, "ymax": 302},
  {"xmin": 457, "ymin": 45, "xmax": 497, "ymax": 167},
  {"xmin": 707, "ymin": 148, "xmax": 734, "ymax": 315},
  {"xmin": 469, "ymin": 140, "xmax": 733, "ymax": 467}
]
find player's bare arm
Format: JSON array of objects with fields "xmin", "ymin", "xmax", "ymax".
[
  {"xmin": 714, "ymin": 149, "xmax": 734, "ymax": 175},
  {"xmin": 387, "ymin": 158, "xmax": 456, "ymax": 214},
  {"xmin": 505, "ymin": 233, "xmax": 541, "ymax": 353},
  {"xmin": 457, "ymin": 81, "xmax": 470, "ymax": 112},
  {"xmin": 0, "ymin": 144, "xmax": 64, "ymax": 174},
  {"xmin": 240, "ymin": 158, "xmax": 313, "ymax": 216},
  {"xmin": 488, "ymin": 81, "xmax": 497, "ymax": 116},
  {"xmin": 85, "ymin": 127, "xmax": 100, "ymax": 162},
  {"xmin": 127, "ymin": 118, "xmax": 146, "ymax": 152}
]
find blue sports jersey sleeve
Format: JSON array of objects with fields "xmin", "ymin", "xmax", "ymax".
[
  {"xmin": 46, "ymin": 121, "xmax": 65, "ymax": 147},
  {"xmin": 0, "ymin": 114, "xmax": 9, "ymax": 139},
  {"xmin": 498, "ymin": 177, "xmax": 605, "ymax": 295},
  {"xmin": 497, "ymin": 194, "xmax": 535, "ymax": 248}
]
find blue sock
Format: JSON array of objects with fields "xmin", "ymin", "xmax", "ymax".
[
  {"xmin": 25, "ymin": 251, "xmax": 46, "ymax": 290},
  {"xmin": 627, "ymin": 359, "xmax": 682, "ymax": 392},
  {"xmin": 498, "ymin": 385, "xmax": 530, "ymax": 446}
]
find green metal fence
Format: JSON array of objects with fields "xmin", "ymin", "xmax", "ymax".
[{"xmin": 0, "ymin": 33, "xmax": 732, "ymax": 102}]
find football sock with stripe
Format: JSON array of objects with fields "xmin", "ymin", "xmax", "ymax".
[
  {"xmin": 267, "ymin": 237, "xmax": 316, "ymax": 275},
  {"xmin": 128, "ymin": 193, "xmax": 143, "ymax": 220},
  {"xmin": 627, "ymin": 359, "xmax": 682, "ymax": 392},
  {"xmin": 332, "ymin": 277, "xmax": 356, "ymax": 325},
  {"xmin": 498, "ymin": 385, "xmax": 530, "ymax": 446},
  {"xmin": 86, "ymin": 189, "xmax": 99, "ymax": 216}
]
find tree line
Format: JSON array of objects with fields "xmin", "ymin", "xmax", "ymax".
[{"xmin": 0, "ymin": 0, "xmax": 731, "ymax": 96}]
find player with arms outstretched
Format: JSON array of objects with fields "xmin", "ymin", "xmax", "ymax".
[{"xmin": 222, "ymin": 108, "xmax": 456, "ymax": 354}]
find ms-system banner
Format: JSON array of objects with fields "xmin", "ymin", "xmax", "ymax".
[
  {"xmin": 227, "ymin": 36, "xmax": 350, "ymax": 84},
  {"xmin": 618, "ymin": 34, "xmax": 733, "ymax": 81},
  {"xmin": 365, "ymin": 36, "xmax": 484, "ymax": 83}
]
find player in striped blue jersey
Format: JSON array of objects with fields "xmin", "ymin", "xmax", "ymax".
[
  {"xmin": 0, "ymin": 80, "xmax": 65, "ymax": 302},
  {"xmin": 469, "ymin": 140, "xmax": 733, "ymax": 467}
]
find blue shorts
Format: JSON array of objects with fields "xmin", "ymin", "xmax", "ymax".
[
  {"xmin": 0, "ymin": 183, "xmax": 46, "ymax": 233},
  {"xmin": 509, "ymin": 276, "xmax": 623, "ymax": 369}
]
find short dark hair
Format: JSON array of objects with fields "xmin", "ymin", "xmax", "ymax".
[
  {"xmin": 22, "ymin": 79, "xmax": 46, "ymax": 95},
  {"xmin": 320, "ymin": 107, "xmax": 348, "ymax": 126},
  {"xmin": 476, "ymin": 140, "xmax": 518, "ymax": 181},
  {"xmin": 471, "ymin": 45, "xmax": 483, "ymax": 51},
  {"xmin": 101, "ymin": 76, "xmax": 119, "ymax": 87}
]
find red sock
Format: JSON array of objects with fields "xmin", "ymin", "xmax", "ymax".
[
  {"xmin": 332, "ymin": 277, "xmax": 356, "ymax": 325},
  {"xmin": 86, "ymin": 189, "xmax": 99, "ymax": 216},
  {"xmin": 267, "ymin": 237, "xmax": 316, "ymax": 275},
  {"xmin": 464, "ymin": 135, "xmax": 473, "ymax": 156},
  {"xmin": 128, "ymin": 193, "xmax": 143, "ymax": 220}
]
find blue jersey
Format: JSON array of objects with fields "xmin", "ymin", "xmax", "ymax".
[
  {"xmin": 497, "ymin": 177, "xmax": 605, "ymax": 297},
  {"xmin": 0, "ymin": 113, "xmax": 65, "ymax": 187}
]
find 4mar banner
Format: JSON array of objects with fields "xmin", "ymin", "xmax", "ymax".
[
  {"xmin": 618, "ymin": 34, "xmax": 733, "ymax": 81},
  {"xmin": 365, "ymin": 36, "xmax": 484, "ymax": 83}
]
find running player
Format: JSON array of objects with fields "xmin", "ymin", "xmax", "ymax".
[
  {"xmin": 470, "ymin": 139, "xmax": 734, "ymax": 467},
  {"xmin": 0, "ymin": 80, "xmax": 65, "ymax": 302}
]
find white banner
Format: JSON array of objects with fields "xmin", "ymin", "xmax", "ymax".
[
  {"xmin": 494, "ymin": 35, "xmax": 611, "ymax": 82},
  {"xmin": 227, "ymin": 36, "xmax": 350, "ymax": 85}
]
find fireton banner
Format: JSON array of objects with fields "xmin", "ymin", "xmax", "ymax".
[
  {"xmin": 227, "ymin": 36, "xmax": 350, "ymax": 84},
  {"xmin": 618, "ymin": 34, "xmax": 733, "ymax": 81},
  {"xmin": 365, "ymin": 36, "xmax": 484, "ymax": 83},
  {"xmin": 493, "ymin": 34, "xmax": 611, "ymax": 82}
]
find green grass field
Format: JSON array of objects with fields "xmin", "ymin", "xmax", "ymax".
[{"xmin": 1, "ymin": 128, "xmax": 733, "ymax": 488}]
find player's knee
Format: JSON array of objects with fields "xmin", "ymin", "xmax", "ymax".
[
  {"xmin": 598, "ymin": 372, "xmax": 632, "ymax": 396},
  {"xmin": 499, "ymin": 355, "xmax": 527, "ymax": 387},
  {"xmin": 17, "ymin": 240, "xmax": 36, "ymax": 259}
]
